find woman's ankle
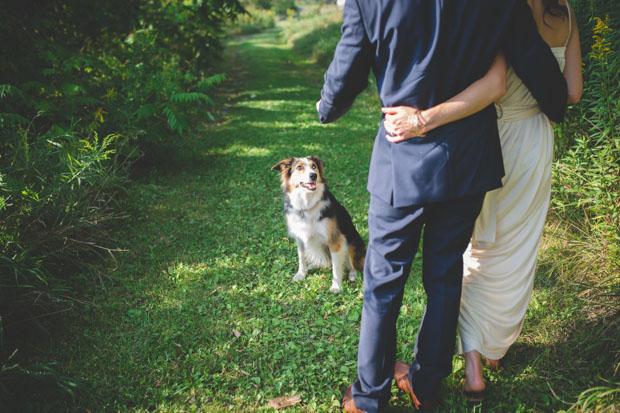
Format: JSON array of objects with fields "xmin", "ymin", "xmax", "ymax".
[{"xmin": 463, "ymin": 350, "xmax": 486, "ymax": 391}]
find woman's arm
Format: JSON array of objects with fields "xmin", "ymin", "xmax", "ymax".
[
  {"xmin": 564, "ymin": 2, "xmax": 582, "ymax": 104},
  {"xmin": 383, "ymin": 53, "xmax": 507, "ymax": 143}
]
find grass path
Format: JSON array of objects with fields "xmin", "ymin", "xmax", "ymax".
[{"xmin": 46, "ymin": 26, "xmax": 616, "ymax": 412}]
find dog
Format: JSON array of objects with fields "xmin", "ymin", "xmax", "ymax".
[{"xmin": 271, "ymin": 156, "xmax": 366, "ymax": 293}]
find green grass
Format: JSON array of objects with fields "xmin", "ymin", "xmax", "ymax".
[{"xmin": 21, "ymin": 9, "xmax": 619, "ymax": 413}]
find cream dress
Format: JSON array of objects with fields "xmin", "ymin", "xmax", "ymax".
[{"xmin": 457, "ymin": 28, "xmax": 570, "ymax": 359}]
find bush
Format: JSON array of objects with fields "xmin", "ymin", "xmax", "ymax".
[
  {"xmin": 0, "ymin": 0, "xmax": 243, "ymax": 406},
  {"xmin": 273, "ymin": 0, "xmax": 298, "ymax": 15},
  {"xmin": 243, "ymin": 0, "xmax": 298, "ymax": 16},
  {"xmin": 245, "ymin": 0, "xmax": 274, "ymax": 10},
  {"xmin": 280, "ymin": 4, "xmax": 343, "ymax": 64},
  {"xmin": 231, "ymin": 8, "xmax": 277, "ymax": 35}
]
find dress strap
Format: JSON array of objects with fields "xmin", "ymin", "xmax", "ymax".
[{"xmin": 564, "ymin": 2, "xmax": 572, "ymax": 48}]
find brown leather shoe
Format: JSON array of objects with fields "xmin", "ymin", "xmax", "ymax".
[
  {"xmin": 394, "ymin": 361, "xmax": 438, "ymax": 411},
  {"xmin": 342, "ymin": 383, "xmax": 365, "ymax": 413}
]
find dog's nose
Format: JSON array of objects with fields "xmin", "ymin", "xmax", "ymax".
[{"xmin": 309, "ymin": 173, "xmax": 317, "ymax": 181}]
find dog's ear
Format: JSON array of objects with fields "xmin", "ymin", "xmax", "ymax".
[
  {"xmin": 309, "ymin": 156, "xmax": 325, "ymax": 173},
  {"xmin": 271, "ymin": 157, "xmax": 294, "ymax": 172}
]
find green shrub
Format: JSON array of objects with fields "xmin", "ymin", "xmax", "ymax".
[
  {"xmin": 0, "ymin": 0, "xmax": 243, "ymax": 406},
  {"xmin": 96, "ymin": 29, "xmax": 226, "ymax": 147},
  {"xmin": 231, "ymin": 8, "xmax": 276, "ymax": 35},
  {"xmin": 280, "ymin": 4, "xmax": 342, "ymax": 64},
  {"xmin": 245, "ymin": 0, "xmax": 274, "ymax": 10},
  {"xmin": 0, "ymin": 95, "xmax": 128, "ymax": 313},
  {"xmin": 273, "ymin": 0, "xmax": 298, "ymax": 16}
]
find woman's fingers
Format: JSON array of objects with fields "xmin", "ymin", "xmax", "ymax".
[
  {"xmin": 383, "ymin": 106, "xmax": 425, "ymax": 143},
  {"xmin": 386, "ymin": 134, "xmax": 409, "ymax": 143},
  {"xmin": 381, "ymin": 106, "xmax": 402, "ymax": 114}
]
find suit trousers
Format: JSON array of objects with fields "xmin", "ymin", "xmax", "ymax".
[{"xmin": 352, "ymin": 193, "xmax": 485, "ymax": 412}]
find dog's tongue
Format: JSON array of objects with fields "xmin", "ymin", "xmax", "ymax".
[{"xmin": 308, "ymin": 182, "xmax": 316, "ymax": 190}]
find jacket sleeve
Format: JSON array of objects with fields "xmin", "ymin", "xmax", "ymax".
[
  {"xmin": 318, "ymin": 0, "xmax": 371, "ymax": 124},
  {"xmin": 503, "ymin": 0, "xmax": 568, "ymax": 123}
]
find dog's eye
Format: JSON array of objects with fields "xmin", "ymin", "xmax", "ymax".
[
  {"xmin": 311, "ymin": 164, "xmax": 316, "ymax": 169},
  {"xmin": 296, "ymin": 165, "xmax": 303, "ymax": 170}
]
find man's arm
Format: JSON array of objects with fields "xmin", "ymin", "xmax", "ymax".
[
  {"xmin": 318, "ymin": 0, "xmax": 371, "ymax": 124},
  {"xmin": 503, "ymin": 0, "xmax": 568, "ymax": 123}
]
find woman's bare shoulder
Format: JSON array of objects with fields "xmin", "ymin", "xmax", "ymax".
[{"xmin": 529, "ymin": 0, "xmax": 571, "ymax": 48}]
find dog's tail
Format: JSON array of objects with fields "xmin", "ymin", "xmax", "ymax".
[{"xmin": 349, "ymin": 233, "xmax": 366, "ymax": 272}]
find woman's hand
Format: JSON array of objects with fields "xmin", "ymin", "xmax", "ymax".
[
  {"xmin": 382, "ymin": 106, "xmax": 426, "ymax": 143},
  {"xmin": 380, "ymin": 52, "xmax": 507, "ymax": 144}
]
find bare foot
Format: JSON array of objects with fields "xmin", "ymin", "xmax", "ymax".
[
  {"xmin": 463, "ymin": 350, "xmax": 485, "ymax": 393},
  {"xmin": 484, "ymin": 358, "xmax": 500, "ymax": 371}
]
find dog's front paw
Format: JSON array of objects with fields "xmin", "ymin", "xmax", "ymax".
[
  {"xmin": 348, "ymin": 271, "xmax": 357, "ymax": 282},
  {"xmin": 293, "ymin": 272, "xmax": 306, "ymax": 282},
  {"xmin": 329, "ymin": 284, "xmax": 342, "ymax": 294}
]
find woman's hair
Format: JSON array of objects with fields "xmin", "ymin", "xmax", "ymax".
[{"xmin": 542, "ymin": 0, "xmax": 569, "ymax": 25}]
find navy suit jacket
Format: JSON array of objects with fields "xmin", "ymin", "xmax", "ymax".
[{"xmin": 319, "ymin": 0, "xmax": 568, "ymax": 207}]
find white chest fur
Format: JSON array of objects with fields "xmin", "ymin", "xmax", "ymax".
[
  {"xmin": 286, "ymin": 204, "xmax": 329, "ymax": 245},
  {"xmin": 285, "ymin": 188, "xmax": 331, "ymax": 267}
]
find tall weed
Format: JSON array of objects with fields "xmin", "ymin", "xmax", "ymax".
[
  {"xmin": 551, "ymin": 3, "xmax": 620, "ymax": 411},
  {"xmin": 552, "ymin": 10, "xmax": 620, "ymax": 267}
]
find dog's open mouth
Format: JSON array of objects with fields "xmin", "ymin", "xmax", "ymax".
[{"xmin": 300, "ymin": 182, "xmax": 317, "ymax": 191}]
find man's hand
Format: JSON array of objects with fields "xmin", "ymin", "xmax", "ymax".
[{"xmin": 382, "ymin": 106, "xmax": 426, "ymax": 143}]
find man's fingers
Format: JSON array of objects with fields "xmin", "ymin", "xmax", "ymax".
[{"xmin": 383, "ymin": 114, "xmax": 400, "ymax": 124}]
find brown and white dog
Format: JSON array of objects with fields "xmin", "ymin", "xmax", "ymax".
[{"xmin": 271, "ymin": 156, "xmax": 366, "ymax": 293}]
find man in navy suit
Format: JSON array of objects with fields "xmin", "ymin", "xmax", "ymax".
[{"xmin": 317, "ymin": 0, "xmax": 567, "ymax": 411}]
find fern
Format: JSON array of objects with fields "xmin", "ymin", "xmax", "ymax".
[
  {"xmin": 195, "ymin": 73, "xmax": 226, "ymax": 91},
  {"xmin": 169, "ymin": 92, "xmax": 213, "ymax": 105},
  {"xmin": 0, "ymin": 113, "xmax": 29, "ymax": 127},
  {"xmin": 62, "ymin": 96, "xmax": 101, "ymax": 106},
  {"xmin": 19, "ymin": 81, "xmax": 48, "ymax": 93},
  {"xmin": 59, "ymin": 83, "xmax": 88, "ymax": 95},
  {"xmin": 135, "ymin": 103, "xmax": 159, "ymax": 120},
  {"xmin": 162, "ymin": 106, "xmax": 180, "ymax": 134},
  {"xmin": 0, "ymin": 84, "xmax": 25, "ymax": 100}
]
